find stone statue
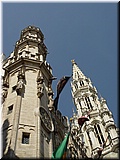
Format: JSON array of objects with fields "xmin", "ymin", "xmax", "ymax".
[
  {"xmin": 37, "ymin": 78, "xmax": 44, "ymax": 98},
  {"xmin": 2, "ymin": 88, "xmax": 8, "ymax": 103},
  {"xmin": 16, "ymin": 79, "xmax": 24, "ymax": 95}
]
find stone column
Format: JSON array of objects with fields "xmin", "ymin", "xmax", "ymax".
[
  {"xmin": 10, "ymin": 71, "xmax": 25, "ymax": 157},
  {"xmin": 35, "ymin": 99, "xmax": 41, "ymax": 158}
]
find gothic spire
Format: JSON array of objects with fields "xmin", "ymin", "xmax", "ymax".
[{"xmin": 71, "ymin": 59, "xmax": 86, "ymax": 80}]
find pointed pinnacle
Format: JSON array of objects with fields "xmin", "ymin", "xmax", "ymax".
[{"xmin": 71, "ymin": 59, "xmax": 76, "ymax": 65}]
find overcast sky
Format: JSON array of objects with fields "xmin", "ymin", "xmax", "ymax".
[{"xmin": 1, "ymin": 2, "xmax": 118, "ymax": 126}]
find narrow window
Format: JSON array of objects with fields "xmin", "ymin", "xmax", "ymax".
[
  {"xmin": 74, "ymin": 83, "xmax": 78, "ymax": 89},
  {"xmin": 31, "ymin": 54, "xmax": 35, "ymax": 58},
  {"xmin": 94, "ymin": 125, "xmax": 102, "ymax": 144},
  {"xmin": 77, "ymin": 72, "xmax": 80, "ymax": 79},
  {"xmin": 97, "ymin": 124, "xmax": 105, "ymax": 143},
  {"xmin": 22, "ymin": 132, "xmax": 30, "ymax": 144},
  {"xmin": 79, "ymin": 100, "xmax": 82, "ymax": 107},
  {"xmin": 88, "ymin": 97, "xmax": 93, "ymax": 108},
  {"xmin": 80, "ymin": 81, "xmax": 84, "ymax": 86},
  {"xmin": 7, "ymin": 105, "xmax": 13, "ymax": 114},
  {"xmin": 87, "ymin": 132, "xmax": 92, "ymax": 147},
  {"xmin": 94, "ymin": 124, "xmax": 105, "ymax": 145},
  {"xmin": 85, "ymin": 97, "xmax": 92, "ymax": 110},
  {"xmin": 12, "ymin": 85, "xmax": 17, "ymax": 92},
  {"xmin": 85, "ymin": 97, "xmax": 90, "ymax": 109}
]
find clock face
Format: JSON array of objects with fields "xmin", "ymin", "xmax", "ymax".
[{"xmin": 40, "ymin": 107, "xmax": 53, "ymax": 132}]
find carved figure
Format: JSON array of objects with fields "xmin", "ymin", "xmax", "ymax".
[
  {"xmin": 2, "ymin": 89, "xmax": 8, "ymax": 103},
  {"xmin": 37, "ymin": 81, "xmax": 44, "ymax": 98},
  {"xmin": 16, "ymin": 79, "xmax": 24, "ymax": 95}
]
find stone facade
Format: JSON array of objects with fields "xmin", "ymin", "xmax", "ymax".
[
  {"xmin": 68, "ymin": 60, "xmax": 119, "ymax": 159},
  {"xmin": 2, "ymin": 26, "xmax": 119, "ymax": 159},
  {"xmin": 2, "ymin": 26, "xmax": 68, "ymax": 158}
]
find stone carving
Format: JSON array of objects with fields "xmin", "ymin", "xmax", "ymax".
[
  {"xmin": 2, "ymin": 70, "xmax": 9, "ymax": 88},
  {"xmin": 37, "ymin": 70, "xmax": 44, "ymax": 98},
  {"xmin": 48, "ymin": 79, "xmax": 54, "ymax": 111},
  {"xmin": 2, "ymin": 88, "xmax": 8, "ymax": 103},
  {"xmin": 40, "ymin": 107, "xmax": 53, "ymax": 131},
  {"xmin": 69, "ymin": 125, "xmax": 88, "ymax": 158},
  {"xmin": 48, "ymin": 95, "xmax": 54, "ymax": 111},
  {"xmin": 69, "ymin": 143, "xmax": 78, "ymax": 158},
  {"xmin": 37, "ymin": 79, "xmax": 44, "ymax": 98},
  {"xmin": 16, "ymin": 79, "xmax": 24, "ymax": 95},
  {"xmin": 15, "ymin": 66, "xmax": 25, "ymax": 95}
]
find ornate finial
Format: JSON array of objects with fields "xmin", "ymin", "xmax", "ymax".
[{"xmin": 71, "ymin": 59, "xmax": 76, "ymax": 65}]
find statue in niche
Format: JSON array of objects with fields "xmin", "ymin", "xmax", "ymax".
[
  {"xmin": 16, "ymin": 79, "xmax": 24, "ymax": 95},
  {"xmin": 37, "ymin": 77, "xmax": 44, "ymax": 98},
  {"xmin": 2, "ymin": 88, "xmax": 8, "ymax": 103},
  {"xmin": 48, "ymin": 94, "xmax": 54, "ymax": 111},
  {"xmin": 48, "ymin": 85, "xmax": 54, "ymax": 110}
]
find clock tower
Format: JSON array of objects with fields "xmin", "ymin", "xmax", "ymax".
[{"xmin": 2, "ymin": 26, "xmax": 68, "ymax": 158}]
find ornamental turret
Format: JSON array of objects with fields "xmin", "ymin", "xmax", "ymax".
[{"xmin": 14, "ymin": 25, "xmax": 47, "ymax": 62}]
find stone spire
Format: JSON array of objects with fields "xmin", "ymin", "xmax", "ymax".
[
  {"xmin": 71, "ymin": 59, "xmax": 86, "ymax": 80},
  {"xmin": 69, "ymin": 59, "xmax": 119, "ymax": 159}
]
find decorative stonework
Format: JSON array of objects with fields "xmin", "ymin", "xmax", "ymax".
[
  {"xmin": 70, "ymin": 60, "xmax": 119, "ymax": 159},
  {"xmin": 16, "ymin": 67, "xmax": 25, "ymax": 95},
  {"xmin": 2, "ymin": 88, "xmax": 8, "ymax": 103},
  {"xmin": 36, "ymin": 70, "xmax": 44, "ymax": 98},
  {"xmin": 40, "ymin": 107, "xmax": 53, "ymax": 132},
  {"xmin": 2, "ymin": 26, "xmax": 69, "ymax": 159},
  {"xmin": 48, "ymin": 80, "xmax": 54, "ymax": 111}
]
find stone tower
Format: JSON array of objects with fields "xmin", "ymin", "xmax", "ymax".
[
  {"xmin": 68, "ymin": 60, "xmax": 119, "ymax": 159},
  {"xmin": 2, "ymin": 26, "xmax": 68, "ymax": 158}
]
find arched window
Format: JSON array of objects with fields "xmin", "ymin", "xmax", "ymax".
[
  {"xmin": 78, "ymin": 99, "xmax": 82, "ymax": 110},
  {"xmin": 85, "ymin": 97, "xmax": 92, "ymax": 110},
  {"xmin": 79, "ymin": 81, "xmax": 84, "ymax": 86},
  {"xmin": 77, "ymin": 72, "xmax": 80, "ymax": 79},
  {"xmin": 94, "ymin": 124, "xmax": 105, "ymax": 145},
  {"xmin": 74, "ymin": 81, "xmax": 78, "ymax": 89}
]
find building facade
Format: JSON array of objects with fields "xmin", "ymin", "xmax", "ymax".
[
  {"xmin": 68, "ymin": 60, "xmax": 119, "ymax": 159},
  {"xmin": 2, "ymin": 26, "xmax": 119, "ymax": 159},
  {"xmin": 2, "ymin": 26, "xmax": 68, "ymax": 159}
]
